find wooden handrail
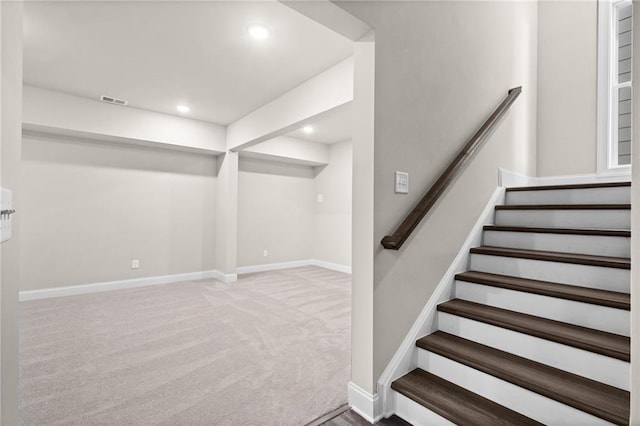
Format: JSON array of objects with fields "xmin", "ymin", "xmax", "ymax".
[{"xmin": 381, "ymin": 86, "xmax": 522, "ymax": 250}]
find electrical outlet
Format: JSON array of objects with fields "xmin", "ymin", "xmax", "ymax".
[
  {"xmin": 263, "ymin": 250, "xmax": 268, "ymax": 257},
  {"xmin": 131, "ymin": 259, "xmax": 140, "ymax": 269},
  {"xmin": 317, "ymin": 193, "xmax": 324, "ymax": 203}
]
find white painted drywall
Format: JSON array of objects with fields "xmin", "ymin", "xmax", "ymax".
[
  {"xmin": 338, "ymin": 0, "xmax": 538, "ymax": 392},
  {"xmin": 537, "ymin": 1, "xmax": 597, "ymax": 176},
  {"xmin": 19, "ymin": 134, "xmax": 217, "ymax": 291},
  {"xmin": 350, "ymin": 38, "xmax": 376, "ymax": 395},
  {"xmin": 281, "ymin": 0, "xmax": 372, "ymax": 41},
  {"xmin": 0, "ymin": 6, "xmax": 2, "ymax": 419},
  {"xmin": 226, "ymin": 57, "xmax": 354, "ymax": 151},
  {"xmin": 0, "ymin": 11, "xmax": 3, "ymax": 417},
  {"xmin": 237, "ymin": 138, "xmax": 352, "ymax": 270},
  {"xmin": 630, "ymin": 1, "xmax": 639, "ymax": 422},
  {"xmin": 214, "ymin": 151, "xmax": 238, "ymax": 281},
  {"xmin": 313, "ymin": 140, "xmax": 352, "ymax": 267},
  {"xmin": 1, "ymin": 2, "xmax": 22, "ymax": 422},
  {"xmin": 243, "ymin": 136, "xmax": 329, "ymax": 166},
  {"xmin": 237, "ymin": 157, "xmax": 315, "ymax": 267},
  {"xmin": 23, "ymin": 86, "xmax": 227, "ymax": 154}
]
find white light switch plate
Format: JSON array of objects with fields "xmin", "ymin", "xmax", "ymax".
[
  {"xmin": 395, "ymin": 171, "xmax": 409, "ymax": 194},
  {"xmin": 1, "ymin": 187, "xmax": 13, "ymax": 243}
]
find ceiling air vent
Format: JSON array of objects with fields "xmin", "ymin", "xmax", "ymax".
[{"xmin": 100, "ymin": 95, "xmax": 128, "ymax": 106}]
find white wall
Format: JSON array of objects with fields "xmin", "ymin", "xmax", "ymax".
[
  {"xmin": 19, "ymin": 134, "xmax": 351, "ymax": 291},
  {"xmin": 630, "ymin": 1, "xmax": 639, "ymax": 422},
  {"xmin": 350, "ymin": 38, "xmax": 376, "ymax": 400},
  {"xmin": 20, "ymin": 133, "xmax": 217, "ymax": 291},
  {"xmin": 313, "ymin": 140, "xmax": 352, "ymax": 266},
  {"xmin": 23, "ymin": 86, "xmax": 227, "ymax": 154},
  {"xmin": 537, "ymin": 1, "xmax": 597, "ymax": 176},
  {"xmin": 0, "ymin": 2, "xmax": 3, "ymax": 413},
  {"xmin": 1, "ymin": 2, "xmax": 22, "ymax": 422},
  {"xmin": 237, "ymin": 158, "xmax": 316, "ymax": 267},
  {"xmin": 19, "ymin": 84, "xmax": 353, "ymax": 289},
  {"xmin": 214, "ymin": 151, "xmax": 238, "ymax": 281},
  {"xmin": 337, "ymin": 0, "xmax": 538, "ymax": 393},
  {"xmin": 237, "ymin": 141, "xmax": 353, "ymax": 270},
  {"xmin": 243, "ymin": 136, "xmax": 329, "ymax": 166}
]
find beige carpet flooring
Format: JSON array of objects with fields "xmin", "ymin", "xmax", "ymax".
[{"xmin": 20, "ymin": 266, "xmax": 351, "ymax": 425}]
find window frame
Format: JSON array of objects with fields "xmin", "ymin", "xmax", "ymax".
[{"xmin": 597, "ymin": 0, "xmax": 633, "ymax": 174}]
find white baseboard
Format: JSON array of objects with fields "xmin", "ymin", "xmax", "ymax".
[
  {"xmin": 20, "ymin": 259, "xmax": 349, "ymax": 302},
  {"xmin": 376, "ymin": 186, "xmax": 506, "ymax": 417},
  {"xmin": 310, "ymin": 259, "xmax": 352, "ymax": 274},
  {"xmin": 237, "ymin": 259, "xmax": 352, "ymax": 275},
  {"xmin": 498, "ymin": 168, "xmax": 536, "ymax": 187},
  {"xmin": 237, "ymin": 259, "xmax": 314, "ymax": 275},
  {"xmin": 348, "ymin": 381, "xmax": 383, "ymax": 424},
  {"xmin": 212, "ymin": 270, "xmax": 238, "ymax": 284},
  {"xmin": 20, "ymin": 270, "xmax": 221, "ymax": 301}
]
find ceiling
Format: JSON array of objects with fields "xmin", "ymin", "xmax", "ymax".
[
  {"xmin": 23, "ymin": 1, "xmax": 354, "ymax": 126},
  {"xmin": 284, "ymin": 102, "xmax": 352, "ymax": 144}
]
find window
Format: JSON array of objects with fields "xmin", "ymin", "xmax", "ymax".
[{"xmin": 597, "ymin": 0, "xmax": 633, "ymax": 172}]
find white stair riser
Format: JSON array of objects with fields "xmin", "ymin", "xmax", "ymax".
[
  {"xmin": 506, "ymin": 187, "xmax": 630, "ymax": 205},
  {"xmin": 495, "ymin": 209, "xmax": 630, "ymax": 229},
  {"xmin": 454, "ymin": 281, "xmax": 630, "ymax": 336},
  {"xmin": 438, "ymin": 312, "xmax": 630, "ymax": 390},
  {"xmin": 483, "ymin": 230, "xmax": 630, "ymax": 258},
  {"xmin": 469, "ymin": 253, "xmax": 630, "ymax": 293},
  {"xmin": 392, "ymin": 390, "xmax": 455, "ymax": 426},
  {"xmin": 417, "ymin": 350, "xmax": 609, "ymax": 425}
]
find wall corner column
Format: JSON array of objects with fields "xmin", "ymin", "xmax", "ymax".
[
  {"xmin": 215, "ymin": 151, "xmax": 239, "ymax": 283},
  {"xmin": 350, "ymin": 36, "xmax": 376, "ymax": 400},
  {"xmin": 1, "ymin": 1, "xmax": 23, "ymax": 423}
]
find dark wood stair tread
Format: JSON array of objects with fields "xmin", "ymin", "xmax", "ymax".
[
  {"xmin": 416, "ymin": 332, "xmax": 630, "ymax": 425},
  {"xmin": 470, "ymin": 246, "xmax": 631, "ymax": 269},
  {"xmin": 437, "ymin": 299, "xmax": 630, "ymax": 361},
  {"xmin": 506, "ymin": 181, "xmax": 630, "ymax": 191},
  {"xmin": 496, "ymin": 203, "xmax": 630, "ymax": 210},
  {"xmin": 456, "ymin": 271, "xmax": 630, "ymax": 310},
  {"xmin": 391, "ymin": 369, "xmax": 542, "ymax": 426},
  {"xmin": 483, "ymin": 225, "xmax": 631, "ymax": 237}
]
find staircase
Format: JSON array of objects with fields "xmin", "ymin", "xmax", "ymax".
[{"xmin": 390, "ymin": 182, "xmax": 631, "ymax": 425}]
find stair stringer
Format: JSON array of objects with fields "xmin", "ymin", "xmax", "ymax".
[{"xmin": 376, "ymin": 186, "xmax": 506, "ymax": 417}]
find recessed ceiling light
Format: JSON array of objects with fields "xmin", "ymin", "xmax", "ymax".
[
  {"xmin": 303, "ymin": 126, "xmax": 314, "ymax": 134},
  {"xmin": 247, "ymin": 23, "xmax": 270, "ymax": 40},
  {"xmin": 177, "ymin": 105, "xmax": 190, "ymax": 114}
]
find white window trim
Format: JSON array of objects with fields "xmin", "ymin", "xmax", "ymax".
[{"xmin": 597, "ymin": 0, "xmax": 633, "ymax": 175}]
